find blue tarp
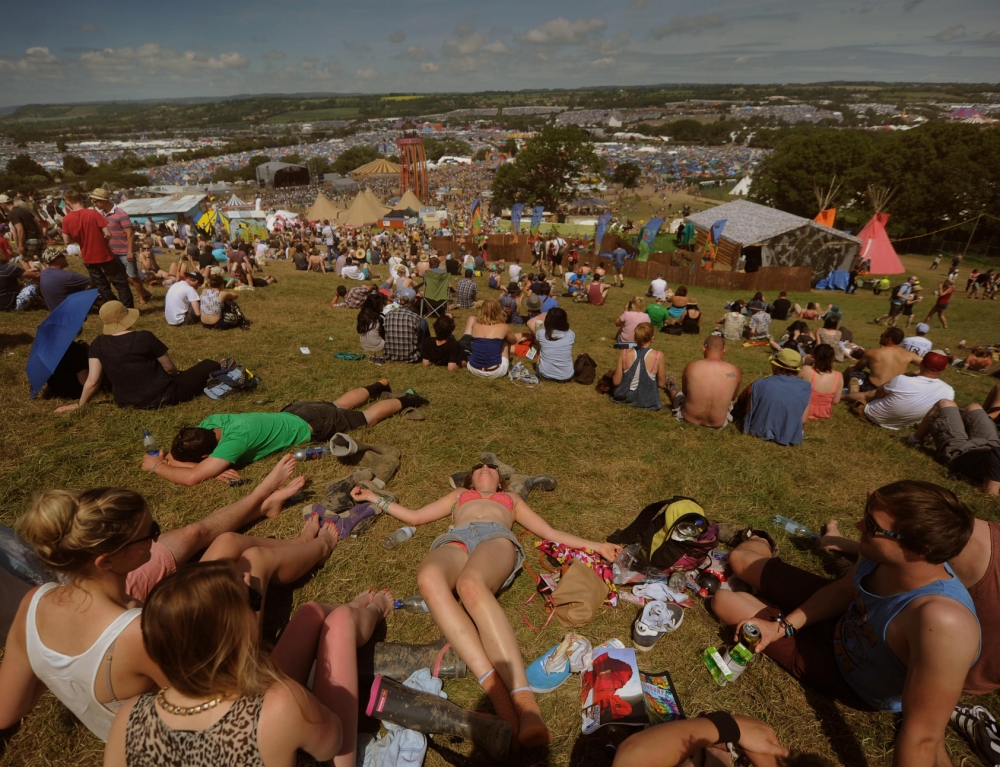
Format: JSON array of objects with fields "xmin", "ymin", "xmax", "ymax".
[{"xmin": 815, "ymin": 270, "xmax": 849, "ymax": 291}]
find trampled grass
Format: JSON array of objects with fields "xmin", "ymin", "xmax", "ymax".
[{"xmin": 1, "ymin": 252, "xmax": 998, "ymax": 766}]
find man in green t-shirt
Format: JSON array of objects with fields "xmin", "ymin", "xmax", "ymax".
[
  {"xmin": 142, "ymin": 380, "xmax": 428, "ymax": 486},
  {"xmin": 645, "ymin": 301, "xmax": 669, "ymax": 329}
]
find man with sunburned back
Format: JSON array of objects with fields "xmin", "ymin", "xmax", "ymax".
[
  {"xmin": 843, "ymin": 326, "xmax": 922, "ymax": 394},
  {"xmin": 666, "ymin": 336, "xmax": 742, "ymax": 430}
]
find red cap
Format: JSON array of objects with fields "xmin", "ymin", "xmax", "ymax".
[{"xmin": 922, "ymin": 352, "xmax": 948, "ymax": 372}]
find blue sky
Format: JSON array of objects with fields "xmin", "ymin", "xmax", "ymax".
[{"xmin": 1, "ymin": 0, "xmax": 998, "ymax": 107}]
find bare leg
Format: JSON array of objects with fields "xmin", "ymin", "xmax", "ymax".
[
  {"xmin": 711, "ymin": 589, "xmax": 770, "ymax": 631},
  {"xmin": 816, "ymin": 519, "xmax": 861, "ymax": 558},
  {"xmin": 728, "ymin": 537, "xmax": 774, "ymax": 590},
  {"xmin": 361, "ymin": 398, "xmax": 403, "ymax": 426},
  {"xmin": 333, "ymin": 386, "xmax": 379, "ymax": 410},
  {"xmin": 156, "ymin": 455, "xmax": 301, "ymax": 565},
  {"xmin": 984, "ymin": 385, "xmax": 1000, "ymax": 419}
]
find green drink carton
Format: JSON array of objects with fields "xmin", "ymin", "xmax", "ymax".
[{"xmin": 702, "ymin": 645, "xmax": 734, "ymax": 686}]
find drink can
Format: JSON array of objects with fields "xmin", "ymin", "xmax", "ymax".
[
  {"xmin": 740, "ymin": 623, "xmax": 761, "ymax": 651},
  {"xmin": 702, "ymin": 646, "xmax": 734, "ymax": 686}
]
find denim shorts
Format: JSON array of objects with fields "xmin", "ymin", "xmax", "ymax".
[
  {"xmin": 430, "ymin": 521, "xmax": 525, "ymax": 590},
  {"xmin": 117, "ymin": 254, "xmax": 139, "ymax": 279}
]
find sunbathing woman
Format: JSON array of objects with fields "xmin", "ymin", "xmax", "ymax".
[{"xmin": 350, "ymin": 463, "xmax": 622, "ymax": 749}]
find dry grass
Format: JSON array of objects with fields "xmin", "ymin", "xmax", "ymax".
[{"xmin": 1, "ymin": 252, "xmax": 998, "ymax": 766}]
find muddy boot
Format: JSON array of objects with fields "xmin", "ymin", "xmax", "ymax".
[
  {"xmin": 479, "ymin": 452, "xmax": 516, "ymax": 480},
  {"xmin": 366, "ymin": 675, "xmax": 511, "ymax": 762},
  {"xmin": 371, "ymin": 637, "xmax": 467, "ymax": 681},
  {"xmin": 353, "ymin": 442, "xmax": 402, "ymax": 484},
  {"xmin": 507, "ymin": 473, "xmax": 557, "ymax": 502},
  {"xmin": 322, "ymin": 469, "xmax": 376, "ymax": 513},
  {"xmin": 448, "ymin": 471, "xmax": 468, "ymax": 490}
]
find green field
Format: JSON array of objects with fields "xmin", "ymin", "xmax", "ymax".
[
  {"xmin": 264, "ymin": 106, "xmax": 362, "ymax": 124},
  {"xmin": 1, "ymin": 253, "xmax": 998, "ymax": 767}
]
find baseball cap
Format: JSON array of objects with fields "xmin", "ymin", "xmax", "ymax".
[
  {"xmin": 397, "ymin": 287, "xmax": 416, "ymax": 303},
  {"xmin": 923, "ymin": 350, "xmax": 949, "ymax": 371},
  {"xmin": 771, "ymin": 348, "xmax": 803, "ymax": 371},
  {"xmin": 0, "ymin": 194, "xmax": 10, "ymax": 204},
  {"xmin": 99, "ymin": 301, "xmax": 139, "ymax": 334},
  {"xmin": 916, "ymin": 323, "xmax": 930, "ymax": 334},
  {"xmin": 41, "ymin": 246, "xmax": 68, "ymax": 264}
]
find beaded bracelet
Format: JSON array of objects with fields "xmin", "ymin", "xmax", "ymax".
[{"xmin": 775, "ymin": 613, "xmax": 797, "ymax": 637}]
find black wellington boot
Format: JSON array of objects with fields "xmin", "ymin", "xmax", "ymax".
[
  {"xmin": 507, "ymin": 473, "xmax": 558, "ymax": 501},
  {"xmin": 322, "ymin": 469, "xmax": 378, "ymax": 513},
  {"xmin": 448, "ymin": 471, "xmax": 467, "ymax": 490},
  {"xmin": 479, "ymin": 452, "xmax": 516, "ymax": 480},
  {"xmin": 371, "ymin": 637, "xmax": 467, "ymax": 681},
  {"xmin": 366, "ymin": 675, "xmax": 512, "ymax": 762}
]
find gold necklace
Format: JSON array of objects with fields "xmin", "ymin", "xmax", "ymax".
[{"xmin": 156, "ymin": 687, "xmax": 224, "ymax": 716}]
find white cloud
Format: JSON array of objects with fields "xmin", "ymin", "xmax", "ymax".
[
  {"xmin": 597, "ymin": 32, "xmax": 631, "ymax": 55},
  {"xmin": 0, "ymin": 47, "xmax": 64, "ymax": 79},
  {"xmin": 389, "ymin": 30, "xmax": 405, "ymax": 43},
  {"xmin": 482, "ymin": 40, "xmax": 510, "ymax": 54},
  {"xmin": 394, "ymin": 44, "xmax": 433, "ymax": 61},
  {"xmin": 77, "ymin": 44, "xmax": 248, "ymax": 82},
  {"xmin": 592, "ymin": 57, "xmax": 615, "ymax": 68},
  {"xmin": 262, "ymin": 50, "xmax": 285, "ymax": 60},
  {"xmin": 420, "ymin": 62, "xmax": 440, "ymax": 73},
  {"xmin": 355, "ymin": 68, "xmax": 378, "ymax": 80},
  {"xmin": 735, "ymin": 56, "xmax": 749, "ymax": 64},
  {"xmin": 932, "ymin": 25, "xmax": 967, "ymax": 42},
  {"xmin": 80, "ymin": 23, "xmax": 99, "ymax": 33},
  {"xmin": 443, "ymin": 26, "xmax": 484, "ymax": 57},
  {"xmin": 300, "ymin": 57, "xmax": 317, "ymax": 70},
  {"xmin": 650, "ymin": 13, "xmax": 724, "ymax": 40},
  {"xmin": 522, "ymin": 17, "xmax": 606, "ymax": 45}
]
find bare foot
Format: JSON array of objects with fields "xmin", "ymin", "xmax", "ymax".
[
  {"xmin": 822, "ymin": 519, "xmax": 841, "ymax": 538},
  {"xmin": 316, "ymin": 520, "xmax": 340, "ymax": 554},
  {"xmin": 258, "ymin": 455, "xmax": 297, "ymax": 501},
  {"xmin": 349, "ymin": 588, "xmax": 378, "ymax": 610},
  {"xmin": 299, "ymin": 513, "xmax": 321, "ymax": 541},
  {"xmin": 817, "ymin": 519, "xmax": 843, "ymax": 551},
  {"xmin": 261, "ymin": 475, "xmax": 307, "ymax": 519},
  {"xmin": 370, "ymin": 588, "xmax": 395, "ymax": 620}
]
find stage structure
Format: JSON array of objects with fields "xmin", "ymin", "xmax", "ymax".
[{"xmin": 397, "ymin": 138, "xmax": 428, "ymax": 202}]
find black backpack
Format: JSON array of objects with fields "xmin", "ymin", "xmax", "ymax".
[{"xmin": 608, "ymin": 497, "xmax": 715, "ymax": 570}]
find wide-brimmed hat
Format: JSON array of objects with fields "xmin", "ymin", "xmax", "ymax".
[
  {"xmin": 771, "ymin": 347, "xmax": 802, "ymax": 371},
  {"xmin": 507, "ymin": 282, "xmax": 521, "ymax": 295},
  {"xmin": 41, "ymin": 246, "xmax": 68, "ymax": 264},
  {"xmin": 419, "ymin": 253, "xmax": 429, "ymax": 262},
  {"xmin": 89, "ymin": 187, "xmax": 113, "ymax": 202},
  {"xmin": 99, "ymin": 300, "xmax": 139, "ymax": 334},
  {"xmin": 525, "ymin": 294, "xmax": 542, "ymax": 312}
]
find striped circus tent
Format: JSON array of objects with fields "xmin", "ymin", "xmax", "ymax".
[{"xmin": 350, "ymin": 158, "xmax": 401, "ymax": 176}]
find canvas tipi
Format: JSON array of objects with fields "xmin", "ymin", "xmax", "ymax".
[
  {"xmin": 858, "ymin": 185, "xmax": 904, "ymax": 274},
  {"xmin": 397, "ymin": 189, "xmax": 424, "ymax": 210},
  {"xmin": 338, "ymin": 192, "xmax": 388, "ymax": 227},
  {"xmin": 304, "ymin": 193, "xmax": 344, "ymax": 222}
]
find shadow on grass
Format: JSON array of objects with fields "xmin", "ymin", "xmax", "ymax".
[
  {"xmin": 0, "ymin": 332, "xmax": 33, "ymax": 351},
  {"xmin": 804, "ymin": 687, "xmax": 871, "ymax": 767}
]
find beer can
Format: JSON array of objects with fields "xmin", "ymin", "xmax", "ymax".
[{"xmin": 740, "ymin": 623, "xmax": 761, "ymax": 651}]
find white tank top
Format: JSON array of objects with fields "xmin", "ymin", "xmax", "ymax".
[{"xmin": 25, "ymin": 582, "xmax": 142, "ymax": 741}]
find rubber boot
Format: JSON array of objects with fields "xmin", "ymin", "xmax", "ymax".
[
  {"xmin": 448, "ymin": 471, "xmax": 468, "ymax": 490},
  {"xmin": 352, "ymin": 442, "xmax": 402, "ymax": 484},
  {"xmin": 507, "ymin": 473, "xmax": 558, "ymax": 501},
  {"xmin": 479, "ymin": 452, "xmax": 515, "ymax": 480},
  {"xmin": 366, "ymin": 675, "xmax": 512, "ymax": 762},
  {"xmin": 323, "ymin": 469, "xmax": 380, "ymax": 513},
  {"xmin": 371, "ymin": 637, "xmax": 467, "ymax": 681}
]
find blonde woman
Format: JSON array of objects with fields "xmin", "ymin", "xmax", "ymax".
[
  {"xmin": 463, "ymin": 299, "xmax": 517, "ymax": 379},
  {"xmin": 0, "ymin": 476, "xmax": 336, "ymax": 742},
  {"xmin": 615, "ymin": 296, "xmax": 652, "ymax": 344},
  {"xmin": 612, "ymin": 322, "xmax": 666, "ymax": 410}
]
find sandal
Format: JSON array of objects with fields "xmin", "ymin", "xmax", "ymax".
[{"xmin": 399, "ymin": 407, "xmax": 426, "ymax": 421}]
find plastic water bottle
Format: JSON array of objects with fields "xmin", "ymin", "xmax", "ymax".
[
  {"xmin": 773, "ymin": 515, "xmax": 817, "ymax": 538},
  {"xmin": 143, "ymin": 430, "xmax": 159, "ymax": 456},
  {"xmin": 294, "ymin": 446, "xmax": 332, "ymax": 461},
  {"xmin": 382, "ymin": 526, "xmax": 416, "ymax": 550},
  {"xmin": 394, "ymin": 595, "xmax": 429, "ymax": 613}
]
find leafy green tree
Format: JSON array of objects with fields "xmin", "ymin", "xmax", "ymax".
[
  {"xmin": 608, "ymin": 161, "xmax": 641, "ymax": 189},
  {"xmin": 422, "ymin": 137, "xmax": 473, "ymax": 162},
  {"xmin": 63, "ymin": 154, "xmax": 91, "ymax": 176},
  {"xmin": 490, "ymin": 126, "xmax": 600, "ymax": 214},
  {"xmin": 284, "ymin": 153, "xmax": 303, "ymax": 165},
  {"xmin": 331, "ymin": 145, "xmax": 382, "ymax": 175},
  {"xmin": 56, "ymin": 138, "xmax": 67, "ymax": 153},
  {"xmin": 6, "ymin": 154, "xmax": 51, "ymax": 180},
  {"xmin": 474, "ymin": 148, "xmax": 489, "ymax": 161}
]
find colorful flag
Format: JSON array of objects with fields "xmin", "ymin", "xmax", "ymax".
[
  {"xmin": 510, "ymin": 203, "xmax": 525, "ymax": 243},
  {"xmin": 471, "ymin": 199, "xmax": 483, "ymax": 235},
  {"xmin": 637, "ymin": 218, "xmax": 663, "ymax": 263},
  {"xmin": 529, "ymin": 205, "xmax": 544, "ymax": 236},
  {"xmin": 710, "ymin": 219, "xmax": 727, "ymax": 245},
  {"xmin": 594, "ymin": 212, "xmax": 612, "ymax": 254}
]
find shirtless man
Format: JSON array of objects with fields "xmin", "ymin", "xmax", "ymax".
[
  {"xmin": 666, "ymin": 336, "xmax": 742, "ymax": 429},
  {"xmin": 843, "ymin": 326, "xmax": 922, "ymax": 395}
]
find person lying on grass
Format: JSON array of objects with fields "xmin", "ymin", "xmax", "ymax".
[
  {"xmin": 142, "ymin": 381, "xmax": 428, "ymax": 486},
  {"xmin": 350, "ymin": 461, "xmax": 622, "ymax": 751},
  {"xmin": 713, "ymin": 481, "xmax": 980, "ymax": 767},
  {"xmin": 0, "ymin": 461, "xmax": 338, "ymax": 742}
]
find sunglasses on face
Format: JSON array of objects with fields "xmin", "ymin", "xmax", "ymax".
[
  {"xmin": 863, "ymin": 512, "xmax": 903, "ymax": 541},
  {"xmin": 115, "ymin": 519, "xmax": 160, "ymax": 553},
  {"xmin": 470, "ymin": 463, "xmax": 499, "ymax": 472}
]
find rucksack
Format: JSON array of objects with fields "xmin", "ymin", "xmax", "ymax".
[
  {"xmin": 607, "ymin": 497, "xmax": 716, "ymax": 570},
  {"xmin": 891, "ymin": 283, "xmax": 905, "ymax": 300},
  {"xmin": 573, "ymin": 353, "xmax": 597, "ymax": 385},
  {"xmin": 204, "ymin": 363, "xmax": 260, "ymax": 400}
]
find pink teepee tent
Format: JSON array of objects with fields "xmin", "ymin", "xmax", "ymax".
[{"xmin": 857, "ymin": 212, "xmax": 904, "ymax": 274}]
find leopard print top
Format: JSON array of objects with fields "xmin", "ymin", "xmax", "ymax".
[{"xmin": 124, "ymin": 692, "xmax": 320, "ymax": 767}]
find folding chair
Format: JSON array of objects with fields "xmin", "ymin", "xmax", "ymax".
[{"xmin": 419, "ymin": 271, "xmax": 451, "ymax": 319}]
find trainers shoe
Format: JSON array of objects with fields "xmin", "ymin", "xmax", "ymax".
[
  {"xmin": 369, "ymin": 355, "xmax": 385, "ymax": 366},
  {"xmin": 951, "ymin": 704, "xmax": 1000, "ymax": 766},
  {"xmin": 891, "ymin": 432, "xmax": 921, "ymax": 447},
  {"xmin": 849, "ymin": 377, "xmax": 861, "ymax": 395},
  {"xmin": 632, "ymin": 600, "xmax": 684, "ymax": 652},
  {"xmin": 526, "ymin": 645, "xmax": 572, "ymax": 694}
]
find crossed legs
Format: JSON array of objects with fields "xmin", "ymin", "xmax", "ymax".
[{"xmin": 332, "ymin": 385, "xmax": 404, "ymax": 426}]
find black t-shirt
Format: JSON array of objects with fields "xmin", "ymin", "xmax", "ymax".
[
  {"xmin": 291, "ymin": 251, "xmax": 308, "ymax": 270},
  {"xmin": 198, "ymin": 247, "xmax": 217, "ymax": 269},
  {"xmin": 769, "ymin": 298, "xmax": 792, "ymax": 320},
  {"xmin": 420, "ymin": 336, "xmax": 465, "ymax": 367},
  {"xmin": 445, "ymin": 258, "xmax": 460, "ymax": 275},
  {"xmin": 528, "ymin": 281, "xmax": 546, "ymax": 295},
  {"xmin": 89, "ymin": 331, "xmax": 174, "ymax": 408},
  {"xmin": 8, "ymin": 206, "xmax": 41, "ymax": 239},
  {"xmin": 48, "ymin": 340, "xmax": 90, "ymax": 399},
  {"xmin": 0, "ymin": 263, "xmax": 25, "ymax": 311}
]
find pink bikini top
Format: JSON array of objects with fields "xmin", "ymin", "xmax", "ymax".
[{"xmin": 455, "ymin": 490, "xmax": 516, "ymax": 519}]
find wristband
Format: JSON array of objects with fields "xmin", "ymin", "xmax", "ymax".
[
  {"xmin": 700, "ymin": 711, "xmax": 741, "ymax": 745},
  {"xmin": 150, "ymin": 460, "xmax": 164, "ymax": 474},
  {"xmin": 775, "ymin": 613, "xmax": 797, "ymax": 637}
]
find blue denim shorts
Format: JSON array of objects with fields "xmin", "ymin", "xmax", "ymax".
[{"xmin": 430, "ymin": 521, "xmax": 525, "ymax": 591}]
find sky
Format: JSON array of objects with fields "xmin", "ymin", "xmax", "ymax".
[{"xmin": 1, "ymin": 0, "xmax": 998, "ymax": 107}]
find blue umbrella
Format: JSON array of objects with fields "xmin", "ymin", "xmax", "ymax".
[{"xmin": 27, "ymin": 289, "xmax": 98, "ymax": 397}]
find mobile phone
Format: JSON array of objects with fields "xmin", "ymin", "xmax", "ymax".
[{"xmin": 228, "ymin": 478, "xmax": 249, "ymax": 487}]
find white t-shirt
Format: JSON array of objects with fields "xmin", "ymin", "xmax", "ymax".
[
  {"xmin": 509, "ymin": 264, "xmax": 522, "ymax": 283},
  {"xmin": 255, "ymin": 242, "xmax": 268, "ymax": 258},
  {"xmin": 900, "ymin": 335, "xmax": 932, "ymax": 357},
  {"xmin": 164, "ymin": 281, "xmax": 200, "ymax": 325},
  {"xmin": 341, "ymin": 265, "xmax": 364, "ymax": 280},
  {"xmin": 650, "ymin": 278, "xmax": 668, "ymax": 299},
  {"xmin": 865, "ymin": 374, "xmax": 954, "ymax": 430}
]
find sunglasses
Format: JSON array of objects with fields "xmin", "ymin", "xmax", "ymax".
[
  {"xmin": 863, "ymin": 512, "xmax": 903, "ymax": 541},
  {"xmin": 471, "ymin": 463, "xmax": 499, "ymax": 472},
  {"xmin": 113, "ymin": 519, "xmax": 161, "ymax": 553}
]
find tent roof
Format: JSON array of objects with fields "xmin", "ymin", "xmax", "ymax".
[
  {"xmin": 304, "ymin": 193, "xmax": 345, "ymax": 222},
  {"xmin": 398, "ymin": 189, "xmax": 423, "ymax": 211},
  {"xmin": 118, "ymin": 194, "xmax": 206, "ymax": 217},
  {"xmin": 686, "ymin": 199, "xmax": 860, "ymax": 246},
  {"xmin": 225, "ymin": 194, "xmax": 246, "ymax": 207},
  {"xmin": 568, "ymin": 197, "xmax": 610, "ymax": 208},
  {"xmin": 363, "ymin": 188, "xmax": 391, "ymax": 217},
  {"xmin": 337, "ymin": 191, "xmax": 390, "ymax": 227},
  {"xmin": 350, "ymin": 158, "xmax": 401, "ymax": 176},
  {"xmin": 857, "ymin": 212, "xmax": 905, "ymax": 274}
]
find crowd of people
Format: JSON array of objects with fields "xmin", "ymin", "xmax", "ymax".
[{"xmin": 4, "ymin": 182, "xmax": 1000, "ymax": 767}]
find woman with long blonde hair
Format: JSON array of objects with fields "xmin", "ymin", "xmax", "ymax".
[{"xmin": 463, "ymin": 299, "xmax": 517, "ymax": 379}]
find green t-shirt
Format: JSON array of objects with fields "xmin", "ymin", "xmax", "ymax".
[
  {"xmin": 199, "ymin": 413, "xmax": 311, "ymax": 466},
  {"xmin": 646, "ymin": 303, "xmax": 669, "ymax": 329}
]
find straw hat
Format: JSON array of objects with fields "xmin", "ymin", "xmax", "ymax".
[
  {"xmin": 771, "ymin": 348, "xmax": 802, "ymax": 371},
  {"xmin": 99, "ymin": 301, "xmax": 139, "ymax": 334},
  {"xmin": 419, "ymin": 253, "xmax": 429, "ymax": 262},
  {"xmin": 89, "ymin": 187, "xmax": 113, "ymax": 202}
]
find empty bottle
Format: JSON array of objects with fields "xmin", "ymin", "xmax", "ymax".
[
  {"xmin": 394, "ymin": 595, "xmax": 429, "ymax": 613},
  {"xmin": 382, "ymin": 526, "xmax": 416, "ymax": 551},
  {"xmin": 294, "ymin": 446, "xmax": 332, "ymax": 461},
  {"xmin": 772, "ymin": 515, "xmax": 817, "ymax": 538},
  {"xmin": 143, "ymin": 430, "xmax": 159, "ymax": 456}
]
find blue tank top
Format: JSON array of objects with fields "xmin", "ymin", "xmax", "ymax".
[
  {"xmin": 744, "ymin": 375, "xmax": 811, "ymax": 446},
  {"xmin": 834, "ymin": 556, "xmax": 980, "ymax": 712},
  {"xmin": 469, "ymin": 337, "xmax": 504, "ymax": 369},
  {"xmin": 611, "ymin": 347, "xmax": 662, "ymax": 411}
]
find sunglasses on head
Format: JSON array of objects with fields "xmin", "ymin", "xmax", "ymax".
[
  {"xmin": 470, "ymin": 463, "xmax": 499, "ymax": 472},
  {"xmin": 863, "ymin": 511, "xmax": 903, "ymax": 541}
]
